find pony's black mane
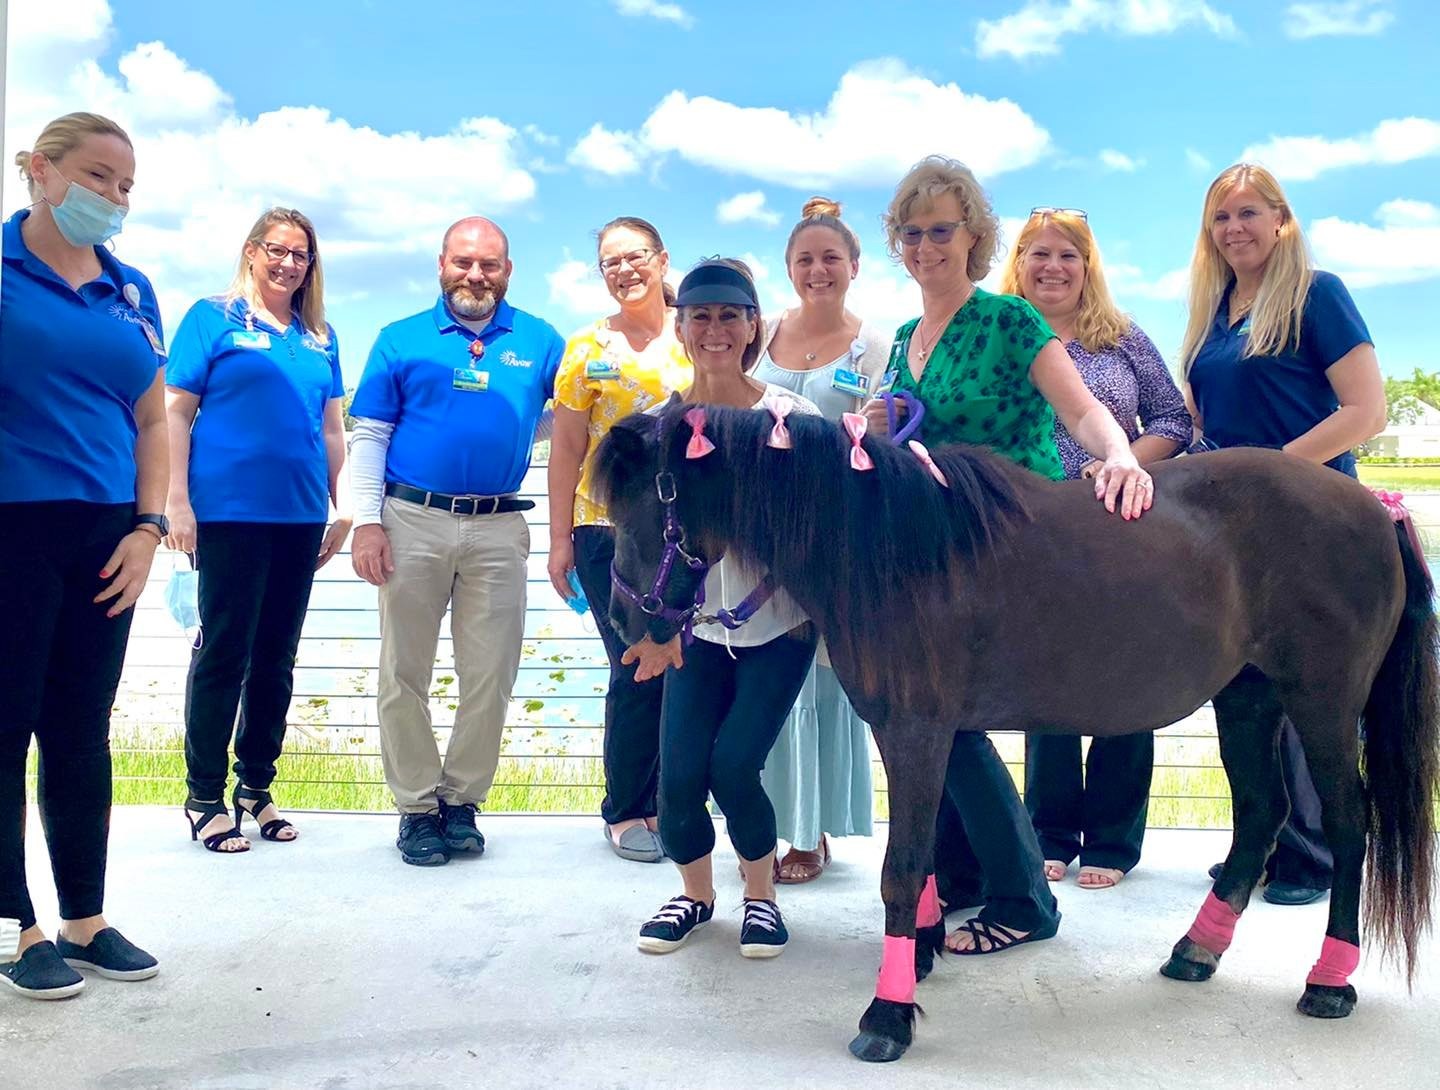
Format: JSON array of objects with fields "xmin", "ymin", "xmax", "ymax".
[{"xmin": 594, "ymin": 398, "xmax": 1031, "ymax": 692}]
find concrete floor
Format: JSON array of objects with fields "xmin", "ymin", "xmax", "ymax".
[{"xmin": 2, "ymin": 810, "xmax": 1434, "ymax": 1090}]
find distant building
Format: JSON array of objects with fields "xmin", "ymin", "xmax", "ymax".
[{"xmin": 1372, "ymin": 397, "xmax": 1440, "ymax": 459}]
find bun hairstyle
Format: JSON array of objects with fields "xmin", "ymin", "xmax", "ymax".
[
  {"xmin": 785, "ymin": 195, "xmax": 861, "ymax": 264},
  {"xmin": 14, "ymin": 112, "xmax": 132, "ymax": 198},
  {"xmin": 597, "ymin": 215, "xmax": 676, "ymax": 307}
]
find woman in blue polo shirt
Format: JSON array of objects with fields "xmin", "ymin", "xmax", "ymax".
[
  {"xmin": 165, "ymin": 208, "xmax": 350, "ymax": 855},
  {"xmin": 1, "ymin": 112, "xmax": 164, "ymax": 998},
  {"xmin": 1180, "ymin": 162, "xmax": 1386, "ymax": 907}
]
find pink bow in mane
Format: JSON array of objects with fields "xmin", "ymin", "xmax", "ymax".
[
  {"xmin": 909, "ymin": 440, "xmax": 949, "ymax": 488},
  {"xmin": 842, "ymin": 412, "xmax": 874, "ymax": 471},
  {"xmin": 1372, "ymin": 488, "xmax": 1409, "ymax": 523},
  {"xmin": 764, "ymin": 394, "xmax": 794, "ymax": 450},
  {"xmin": 684, "ymin": 407, "xmax": 715, "ymax": 459}
]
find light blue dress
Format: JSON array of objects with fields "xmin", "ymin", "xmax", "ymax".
[{"xmin": 752, "ymin": 321, "xmax": 890, "ymax": 850}]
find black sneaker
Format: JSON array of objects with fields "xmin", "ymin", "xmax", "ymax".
[
  {"xmin": 637, "ymin": 895, "xmax": 714, "ymax": 953},
  {"xmin": 739, "ymin": 899, "xmax": 789, "ymax": 959},
  {"xmin": 57, "ymin": 928, "xmax": 158, "ymax": 981},
  {"xmin": 397, "ymin": 811, "xmax": 450, "ymax": 866},
  {"xmin": 1, "ymin": 941, "xmax": 85, "ymax": 1000},
  {"xmin": 439, "ymin": 800, "xmax": 486, "ymax": 854}
]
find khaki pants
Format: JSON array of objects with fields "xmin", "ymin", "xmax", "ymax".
[{"xmin": 377, "ymin": 497, "xmax": 528, "ymax": 812}]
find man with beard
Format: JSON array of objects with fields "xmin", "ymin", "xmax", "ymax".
[{"xmin": 349, "ymin": 217, "xmax": 564, "ymax": 865}]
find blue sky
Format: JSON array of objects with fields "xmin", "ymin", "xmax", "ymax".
[{"xmin": 5, "ymin": 0, "xmax": 1438, "ymax": 384}]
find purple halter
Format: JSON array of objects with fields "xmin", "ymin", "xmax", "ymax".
[{"xmin": 610, "ymin": 392, "xmax": 922, "ymax": 641}]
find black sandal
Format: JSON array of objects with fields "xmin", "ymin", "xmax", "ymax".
[
  {"xmin": 233, "ymin": 785, "xmax": 298, "ymax": 842},
  {"xmin": 184, "ymin": 798, "xmax": 250, "ymax": 853},
  {"xmin": 948, "ymin": 914, "xmax": 1060, "ymax": 956}
]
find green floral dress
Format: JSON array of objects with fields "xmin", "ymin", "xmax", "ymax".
[{"xmin": 890, "ymin": 288, "xmax": 1065, "ymax": 481}]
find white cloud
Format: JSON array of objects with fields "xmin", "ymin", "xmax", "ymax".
[
  {"xmin": 566, "ymin": 122, "xmax": 646, "ymax": 176},
  {"xmin": 1108, "ymin": 263, "xmax": 1190, "ymax": 302},
  {"xmin": 1099, "ymin": 149, "xmax": 1144, "ymax": 172},
  {"xmin": 633, "ymin": 59, "xmax": 1049, "ymax": 188},
  {"xmin": 546, "ymin": 250, "xmax": 614, "ymax": 319},
  {"xmin": 1241, "ymin": 117, "xmax": 1440, "ymax": 181},
  {"xmin": 612, "ymin": 0, "xmax": 693, "ymax": 27},
  {"xmin": 3, "ymin": 1, "xmax": 542, "ymax": 354},
  {"xmin": 1311, "ymin": 199, "xmax": 1440, "ymax": 288},
  {"xmin": 976, "ymin": 0, "xmax": 1237, "ymax": 60},
  {"xmin": 716, "ymin": 191, "xmax": 781, "ymax": 227},
  {"xmin": 1185, "ymin": 147, "xmax": 1213, "ymax": 172},
  {"xmin": 1284, "ymin": 1, "xmax": 1393, "ymax": 38}
]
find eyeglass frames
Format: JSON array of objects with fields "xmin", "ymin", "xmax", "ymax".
[
  {"xmin": 599, "ymin": 248, "xmax": 656, "ymax": 274},
  {"xmin": 898, "ymin": 222, "xmax": 965, "ymax": 247},
  {"xmin": 1029, "ymin": 207, "xmax": 1088, "ymax": 221},
  {"xmin": 255, "ymin": 240, "xmax": 314, "ymax": 266}
]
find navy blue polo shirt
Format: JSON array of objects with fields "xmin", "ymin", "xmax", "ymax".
[
  {"xmin": 165, "ymin": 297, "xmax": 345, "ymax": 523},
  {"xmin": 1, "ymin": 209, "xmax": 165, "ymax": 504},
  {"xmin": 1189, "ymin": 271, "xmax": 1371, "ymax": 477},
  {"xmin": 351, "ymin": 297, "xmax": 563, "ymax": 495}
]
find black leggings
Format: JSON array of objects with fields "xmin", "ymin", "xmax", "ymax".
[
  {"xmin": 572, "ymin": 525, "xmax": 662, "ymax": 825},
  {"xmin": 0, "ymin": 501, "xmax": 134, "ymax": 931},
  {"xmin": 1024, "ymin": 732, "xmax": 1153, "ymax": 872},
  {"xmin": 184, "ymin": 521, "xmax": 324, "ymax": 801},
  {"xmin": 658, "ymin": 627, "xmax": 817, "ymax": 866}
]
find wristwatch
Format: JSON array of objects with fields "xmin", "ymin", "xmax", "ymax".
[{"xmin": 134, "ymin": 513, "xmax": 170, "ymax": 539}]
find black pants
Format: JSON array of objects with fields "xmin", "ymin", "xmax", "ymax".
[
  {"xmin": 184, "ymin": 521, "xmax": 324, "ymax": 801},
  {"xmin": 0, "ymin": 502, "xmax": 134, "ymax": 930},
  {"xmin": 1269, "ymin": 719, "xmax": 1333, "ymax": 888},
  {"xmin": 933, "ymin": 732, "xmax": 1059, "ymax": 933},
  {"xmin": 658, "ymin": 627, "xmax": 817, "ymax": 866},
  {"xmin": 572, "ymin": 525, "xmax": 663, "ymax": 825},
  {"xmin": 1024, "ymin": 732, "xmax": 1153, "ymax": 872}
]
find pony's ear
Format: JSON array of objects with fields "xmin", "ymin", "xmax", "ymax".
[{"xmin": 592, "ymin": 411, "xmax": 658, "ymax": 509}]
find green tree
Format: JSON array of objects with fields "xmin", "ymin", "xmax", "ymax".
[{"xmin": 1384, "ymin": 369, "xmax": 1440, "ymax": 426}]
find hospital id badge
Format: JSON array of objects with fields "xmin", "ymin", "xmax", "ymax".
[
  {"xmin": 586, "ymin": 358, "xmax": 622, "ymax": 381},
  {"xmin": 832, "ymin": 367, "xmax": 868, "ymax": 397},
  {"xmin": 875, "ymin": 368, "xmax": 899, "ymax": 395},
  {"xmin": 232, "ymin": 330, "xmax": 271, "ymax": 350},
  {"xmin": 139, "ymin": 318, "xmax": 167, "ymax": 359},
  {"xmin": 453, "ymin": 368, "xmax": 489, "ymax": 392}
]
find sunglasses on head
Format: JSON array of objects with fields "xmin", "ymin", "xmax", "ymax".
[
  {"xmin": 1030, "ymin": 207, "xmax": 1088, "ymax": 221},
  {"xmin": 898, "ymin": 221, "xmax": 965, "ymax": 247}
]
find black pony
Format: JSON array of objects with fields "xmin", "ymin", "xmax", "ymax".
[{"xmin": 593, "ymin": 397, "xmax": 1438, "ymax": 1064}]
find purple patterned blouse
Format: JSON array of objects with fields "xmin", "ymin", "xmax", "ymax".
[{"xmin": 1053, "ymin": 323, "xmax": 1193, "ymax": 479}]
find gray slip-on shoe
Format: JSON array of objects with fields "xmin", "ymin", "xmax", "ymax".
[{"xmin": 604, "ymin": 822, "xmax": 664, "ymax": 863}]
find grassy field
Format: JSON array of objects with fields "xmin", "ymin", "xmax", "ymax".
[
  {"xmin": 1357, "ymin": 464, "xmax": 1440, "ymax": 491},
  {"xmin": 41, "ymin": 728, "xmax": 1237, "ymax": 829}
]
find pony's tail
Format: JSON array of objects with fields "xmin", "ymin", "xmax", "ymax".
[{"xmin": 1362, "ymin": 517, "xmax": 1439, "ymax": 986}]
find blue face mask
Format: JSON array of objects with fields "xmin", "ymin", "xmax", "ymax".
[
  {"xmin": 46, "ymin": 171, "xmax": 127, "ymax": 247},
  {"xmin": 165, "ymin": 566, "xmax": 200, "ymax": 630}
]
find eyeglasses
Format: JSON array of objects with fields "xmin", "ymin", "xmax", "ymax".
[
  {"xmin": 898, "ymin": 222, "xmax": 965, "ymax": 247},
  {"xmin": 1030, "ymin": 207, "xmax": 1088, "ymax": 221},
  {"xmin": 599, "ymin": 248, "xmax": 656, "ymax": 274},
  {"xmin": 255, "ymin": 240, "xmax": 313, "ymax": 266}
]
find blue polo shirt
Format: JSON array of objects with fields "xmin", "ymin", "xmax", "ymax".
[
  {"xmin": 165, "ymin": 297, "xmax": 345, "ymax": 523},
  {"xmin": 1189, "ymin": 271, "xmax": 1371, "ymax": 477},
  {"xmin": 351, "ymin": 297, "xmax": 563, "ymax": 495},
  {"xmin": 1, "ymin": 209, "xmax": 165, "ymax": 504}
]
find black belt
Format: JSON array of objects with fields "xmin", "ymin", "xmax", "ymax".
[{"xmin": 385, "ymin": 482, "xmax": 535, "ymax": 516}]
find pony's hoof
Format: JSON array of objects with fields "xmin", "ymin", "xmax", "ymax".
[
  {"xmin": 915, "ymin": 922, "xmax": 945, "ymax": 983},
  {"xmin": 1297, "ymin": 983, "xmax": 1357, "ymax": 1018},
  {"xmin": 1160, "ymin": 936, "xmax": 1219, "ymax": 982},
  {"xmin": 849, "ymin": 1031, "xmax": 907, "ymax": 1062}
]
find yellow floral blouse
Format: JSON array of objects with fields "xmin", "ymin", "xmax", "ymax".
[{"xmin": 555, "ymin": 318, "xmax": 693, "ymax": 526}]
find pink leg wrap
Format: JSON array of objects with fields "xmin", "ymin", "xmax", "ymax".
[
  {"xmin": 917, "ymin": 874, "xmax": 941, "ymax": 928},
  {"xmin": 1186, "ymin": 892, "xmax": 1241, "ymax": 956},
  {"xmin": 1307, "ymin": 936, "xmax": 1361, "ymax": 988},
  {"xmin": 876, "ymin": 935, "xmax": 917, "ymax": 1004}
]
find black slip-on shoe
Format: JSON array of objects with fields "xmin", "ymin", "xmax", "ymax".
[
  {"xmin": 397, "ymin": 811, "xmax": 451, "ymax": 866},
  {"xmin": 1, "ymin": 941, "xmax": 85, "ymax": 1000},
  {"xmin": 439, "ymin": 801, "xmax": 486, "ymax": 854},
  {"xmin": 57, "ymin": 928, "xmax": 159, "ymax": 981},
  {"xmin": 1263, "ymin": 881, "xmax": 1329, "ymax": 906}
]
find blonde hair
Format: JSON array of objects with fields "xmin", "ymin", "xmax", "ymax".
[
  {"xmin": 14, "ymin": 112, "xmax": 132, "ymax": 198},
  {"xmin": 998, "ymin": 211, "xmax": 1129, "ymax": 353},
  {"xmin": 225, "ymin": 208, "xmax": 329, "ymax": 344},
  {"xmin": 1179, "ymin": 163, "xmax": 1312, "ymax": 373},
  {"xmin": 786, "ymin": 196, "xmax": 861, "ymax": 264},
  {"xmin": 882, "ymin": 156, "xmax": 1000, "ymax": 282}
]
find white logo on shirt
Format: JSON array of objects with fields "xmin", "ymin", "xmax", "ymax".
[
  {"xmin": 499, "ymin": 349, "xmax": 531, "ymax": 368},
  {"xmin": 108, "ymin": 304, "xmax": 142, "ymax": 325}
]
